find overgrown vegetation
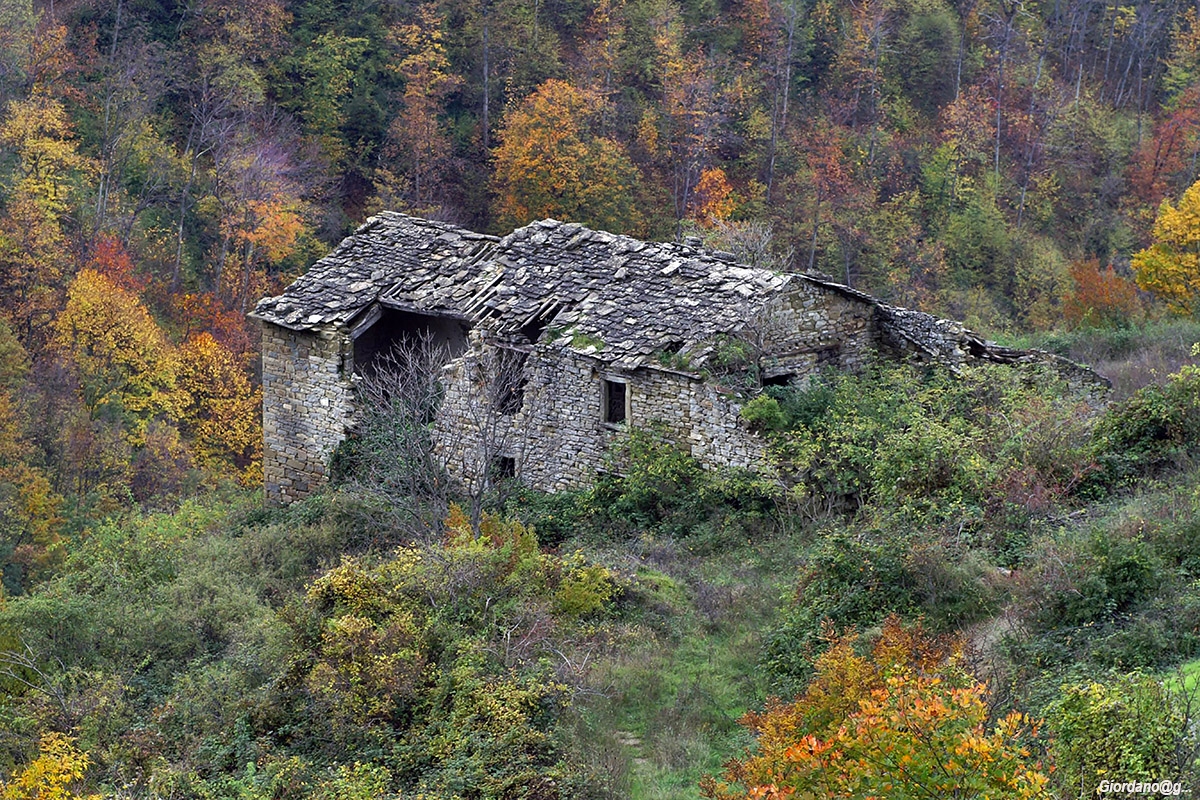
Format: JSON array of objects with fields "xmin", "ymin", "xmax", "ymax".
[
  {"xmin": 6, "ymin": 0, "xmax": 1200, "ymax": 793},
  {"xmin": 5, "ymin": 342, "xmax": 1200, "ymax": 797}
]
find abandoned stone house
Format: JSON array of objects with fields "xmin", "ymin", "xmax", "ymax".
[{"xmin": 251, "ymin": 212, "xmax": 1107, "ymax": 505}]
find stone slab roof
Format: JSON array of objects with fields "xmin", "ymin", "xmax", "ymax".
[
  {"xmin": 252, "ymin": 212, "xmax": 498, "ymax": 330},
  {"xmin": 254, "ymin": 214, "xmax": 800, "ymax": 368},
  {"xmin": 252, "ymin": 214, "xmax": 1109, "ymax": 390},
  {"xmin": 426, "ymin": 219, "xmax": 794, "ymax": 369}
]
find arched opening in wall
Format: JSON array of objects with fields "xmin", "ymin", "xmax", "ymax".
[
  {"xmin": 350, "ymin": 305, "xmax": 470, "ymax": 376},
  {"xmin": 762, "ymin": 372, "xmax": 796, "ymax": 387}
]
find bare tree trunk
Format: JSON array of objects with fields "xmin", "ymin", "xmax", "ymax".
[
  {"xmin": 767, "ymin": 0, "xmax": 800, "ymax": 203},
  {"xmin": 993, "ymin": 2, "xmax": 1018, "ymax": 180},
  {"xmin": 807, "ymin": 194, "xmax": 820, "ymax": 271}
]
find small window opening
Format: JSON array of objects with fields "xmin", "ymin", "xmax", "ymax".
[
  {"xmin": 494, "ymin": 349, "xmax": 529, "ymax": 416},
  {"xmin": 604, "ymin": 379, "xmax": 627, "ymax": 424},
  {"xmin": 492, "ymin": 455, "xmax": 517, "ymax": 479},
  {"xmin": 763, "ymin": 373, "xmax": 796, "ymax": 387}
]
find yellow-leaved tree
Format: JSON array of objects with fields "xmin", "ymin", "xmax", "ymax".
[
  {"xmin": 701, "ymin": 617, "xmax": 1050, "ymax": 800},
  {"xmin": 0, "ymin": 319, "xmax": 63, "ymax": 593},
  {"xmin": 1132, "ymin": 179, "xmax": 1200, "ymax": 314},
  {"xmin": 0, "ymin": 94, "xmax": 91, "ymax": 345},
  {"xmin": 176, "ymin": 333, "xmax": 263, "ymax": 486},
  {"xmin": 0, "ymin": 733, "xmax": 99, "ymax": 800},
  {"xmin": 53, "ymin": 269, "xmax": 182, "ymax": 438},
  {"xmin": 52, "ymin": 269, "xmax": 190, "ymax": 500}
]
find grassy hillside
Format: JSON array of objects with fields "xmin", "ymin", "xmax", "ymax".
[{"xmin": 2, "ymin": 328, "xmax": 1200, "ymax": 798}]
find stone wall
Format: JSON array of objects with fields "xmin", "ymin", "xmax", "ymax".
[
  {"xmin": 874, "ymin": 304, "xmax": 1112, "ymax": 403},
  {"xmin": 688, "ymin": 383, "xmax": 770, "ymax": 471},
  {"xmin": 261, "ymin": 322, "xmax": 353, "ymax": 504},
  {"xmin": 756, "ymin": 282, "xmax": 876, "ymax": 381},
  {"xmin": 432, "ymin": 338, "xmax": 772, "ymax": 493},
  {"xmin": 434, "ymin": 342, "xmax": 625, "ymax": 493}
]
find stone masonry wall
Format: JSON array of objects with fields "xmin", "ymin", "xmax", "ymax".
[
  {"xmin": 262, "ymin": 322, "xmax": 353, "ymax": 504},
  {"xmin": 434, "ymin": 342, "xmax": 619, "ymax": 493},
  {"xmin": 757, "ymin": 282, "xmax": 876, "ymax": 380},
  {"xmin": 432, "ymin": 339, "xmax": 773, "ymax": 493}
]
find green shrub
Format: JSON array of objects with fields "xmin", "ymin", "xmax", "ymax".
[
  {"xmin": 1028, "ymin": 528, "xmax": 1160, "ymax": 630},
  {"xmin": 757, "ymin": 361, "xmax": 1096, "ymax": 532},
  {"xmin": 762, "ymin": 526, "xmax": 998, "ymax": 694},
  {"xmin": 554, "ymin": 553, "xmax": 619, "ymax": 618},
  {"xmin": 585, "ymin": 429, "xmax": 782, "ymax": 545},
  {"xmin": 503, "ymin": 486, "xmax": 588, "ymax": 547},
  {"xmin": 1092, "ymin": 365, "xmax": 1200, "ymax": 487},
  {"xmin": 739, "ymin": 395, "xmax": 786, "ymax": 432},
  {"xmin": 1047, "ymin": 675, "xmax": 1190, "ymax": 798}
]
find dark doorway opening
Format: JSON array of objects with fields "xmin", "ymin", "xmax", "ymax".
[{"xmin": 352, "ymin": 306, "xmax": 470, "ymax": 376}]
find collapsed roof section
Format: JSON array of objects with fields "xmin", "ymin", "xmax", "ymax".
[
  {"xmin": 251, "ymin": 213, "xmax": 498, "ymax": 331},
  {"xmin": 253, "ymin": 213, "xmax": 797, "ymax": 370}
]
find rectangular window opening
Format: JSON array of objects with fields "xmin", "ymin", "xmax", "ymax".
[
  {"xmin": 492, "ymin": 455, "xmax": 517, "ymax": 480},
  {"xmin": 604, "ymin": 379, "xmax": 627, "ymax": 424},
  {"xmin": 494, "ymin": 349, "xmax": 529, "ymax": 416}
]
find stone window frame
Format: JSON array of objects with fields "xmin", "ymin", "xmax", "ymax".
[{"xmin": 601, "ymin": 376, "xmax": 630, "ymax": 427}]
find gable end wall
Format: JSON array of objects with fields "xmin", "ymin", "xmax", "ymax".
[{"xmin": 261, "ymin": 322, "xmax": 353, "ymax": 504}]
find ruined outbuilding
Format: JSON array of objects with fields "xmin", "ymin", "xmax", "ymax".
[{"xmin": 252, "ymin": 213, "xmax": 1108, "ymax": 505}]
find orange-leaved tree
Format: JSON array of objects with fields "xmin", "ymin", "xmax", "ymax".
[
  {"xmin": 493, "ymin": 79, "xmax": 639, "ymax": 233},
  {"xmin": 1062, "ymin": 258, "xmax": 1141, "ymax": 328},
  {"xmin": 689, "ymin": 166, "xmax": 736, "ymax": 227},
  {"xmin": 701, "ymin": 617, "xmax": 1050, "ymax": 800}
]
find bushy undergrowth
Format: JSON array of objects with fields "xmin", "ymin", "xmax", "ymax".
[
  {"xmin": 6, "ymin": 348, "xmax": 1200, "ymax": 798},
  {"xmin": 0, "ymin": 494, "xmax": 635, "ymax": 798},
  {"xmin": 740, "ymin": 357, "xmax": 1200, "ymax": 698},
  {"xmin": 746, "ymin": 361, "xmax": 1098, "ymax": 537}
]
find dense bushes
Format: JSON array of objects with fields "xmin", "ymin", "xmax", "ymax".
[
  {"xmin": 747, "ymin": 361, "xmax": 1098, "ymax": 530},
  {"xmin": 1092, "ymin": 365, "xmax": 1200, "ymax": 486},
  {"xmin": 0, "ymin": 495, "xmax": 632, "ymax": 798},
  {"xmin": 578, "ymin": 428, "xmax": 779, "ymax": 546},
  {"xmin": 1047, "ymin": 675, "xmax": 1197, "ymax": 797}
]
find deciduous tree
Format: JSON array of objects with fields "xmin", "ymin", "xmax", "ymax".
[
  {"xmin": 52, "ymin": 269, "xmax": 181, "ymax": 442},
  {"xmin": 492, "ymin": 78, "xmax": 638, "ymax": 232},
  {"xmin": 383, "ymin": 4, "xmax": 462, "ymax": 211},
  {"xmin": 176, "ymin": 332, "xmax": 262, "ymax": 485},
  {"xmin": 1132, "ymin": 177, "xmax": 1200, "ymax": 313},
  {"xmin": 1063, "ymin": 258, "xmax": 1141, "ymax": 327},
  {"xmin": 702, "ymin": 617, "xmax": 1050, "ymax": 800},
  {"xmin": 0, "ymin": 732, "xmax": 98, "ymax": 800}
]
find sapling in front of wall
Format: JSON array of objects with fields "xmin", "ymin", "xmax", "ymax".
[
  {"xmin": 344, "ymin": 329, "xmax": 454, "ymax": 540},
  {"xmin": 348, "ymin": 328, "xmax": 539, "ymax": 538},
  {"xmin": 436, "ymin": 337, "xmax": 537, "ymax": 531}
]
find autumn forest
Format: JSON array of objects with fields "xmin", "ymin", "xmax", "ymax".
[{"xmin": 4, "ymin": 0, "xmax": 1200, "ymax": 797}]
